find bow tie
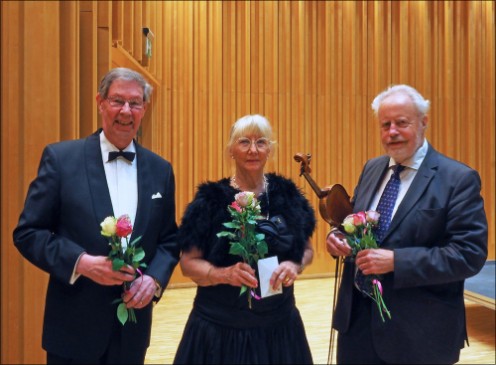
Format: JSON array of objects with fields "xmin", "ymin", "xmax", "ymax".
[{"xmin": 108, "ymin": 150, "xmax": 135, "ymax": 162}]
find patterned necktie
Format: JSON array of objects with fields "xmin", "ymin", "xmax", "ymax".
[
  {"xmin": 375, "ymin": 164, "xmax": 405, "ymax": 242},
  {"xmin": 108, "ymin": 150, "xmax": 135, "ymax": 162}
]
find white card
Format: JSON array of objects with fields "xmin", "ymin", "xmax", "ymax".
[{"xmin": 257, "ymin": 256, "xmax": 283, "ymax": 298}]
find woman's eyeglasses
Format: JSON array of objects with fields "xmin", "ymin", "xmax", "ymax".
[{"xmin": 236, "ymin": 137, "xmax": 271, "ymax": 151}]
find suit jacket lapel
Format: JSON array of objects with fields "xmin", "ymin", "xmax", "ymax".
[
  {"xmin": 384, "ymin": 145, "xmax": 438, "ymax": 241},
  {"xmin": 354, "ymin": 157, "xmax": 390, "ymax": 213},
  {"xmin": 85, "ymin": 130, "xmax": 114, "ymax": 224},
  {"xmin": 132, "ymin": 142, "xmax": 151, "ymax": 242}
]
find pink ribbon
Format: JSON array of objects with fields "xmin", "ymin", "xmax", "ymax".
[
  {"xmin": 123, "ymin": 268, "xmax": 144, "ymax": 294},
  {"xmin": 250, "ymin": 290, "xmax": 261, "ymax": 300}
]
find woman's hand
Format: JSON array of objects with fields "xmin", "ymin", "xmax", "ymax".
[
  {"xmin": 270, "ymin": 260, "xmax": 300, "ymax": 290},
  {"xmin": 180, "ymin": 247, "xmax": 258, "ymax": 288},
  {"xmin": 217, "ymin": 262, "xmax": 258, "ymax": 288}
]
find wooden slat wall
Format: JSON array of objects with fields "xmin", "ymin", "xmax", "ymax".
[
  {"xmin": 1, "ymin": 1, "xmax": 494, "ymax": 363},
  {"xmin": 163, "ymin": 0, "xmax": 495, "ymax": 284}
]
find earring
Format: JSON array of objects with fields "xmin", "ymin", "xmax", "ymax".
[{"xmin": 231, "ymin": 155, "xmax": 234, "ymax": 159}]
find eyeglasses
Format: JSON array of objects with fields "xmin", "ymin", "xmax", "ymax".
[
  {"xmin": 106, "ymin": 96, "xmax": 145, "ymax": 110},
  {"xmin": 236, "ymin": 137, "xmax": 271, "ymax": 151},
  {"xmin": 380, "ymin": 120, "xmax": 413, "ymax": 131}
]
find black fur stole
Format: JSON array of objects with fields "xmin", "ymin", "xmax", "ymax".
[{"xmin": 177, "ymin": 173, "xmax": 316, "ymax": 266}]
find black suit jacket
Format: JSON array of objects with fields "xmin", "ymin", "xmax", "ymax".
[
  {"xmin": 13, "ymin": 130, "xmax": 179, "ymax": 360},
  {"xmin": 332, "ymin": 144, "xmax": 488, "ymax": 364}
]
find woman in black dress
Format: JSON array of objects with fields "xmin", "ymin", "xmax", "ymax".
[{"xmin": 173, "ymin": 114, "xmax": 316, "ymax": 364}]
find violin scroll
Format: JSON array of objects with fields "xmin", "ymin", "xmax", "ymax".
[
  {"xmin": 294, "ymin": 152, "xmax": 353, "ymax": 228},
  {"xmin": 294, "ymin": 153, "xmax": 312, "ymax": 176},
  {"xmin": 293, "ymin": 153, "xmax": 328, "ymax": 199}
]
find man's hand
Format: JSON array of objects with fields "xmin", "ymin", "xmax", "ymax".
[
  {"xmin": 355, "ymin": 248, "xmax": 394, "ymax": 275},
  {"xmin": 326, "ymin": 230, "xmax": 352, "ymax": 257},
  {"xmin": 122, "ymin": 274, "xmax": 157, "ymax": 309},
  {"xmin": 76, "ymin": 253, "xmax": 135, "ymax": 285}
]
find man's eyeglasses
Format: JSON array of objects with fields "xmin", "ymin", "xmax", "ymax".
[
  {"xmin": 380, "ymin": 120, "xmax": 413, "ymax": 131},
  {"xmin": 236, "ymin": 137, "xmax": 271, "ymax": 151},
  {"xmin": 106, "ymin": 96, "xmax": 145, "ymax": 110}
]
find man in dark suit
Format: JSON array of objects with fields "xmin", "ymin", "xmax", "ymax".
[
  {"xmin": 326, "ymin": 84, "xmax": 488, "ymax": 364},
  {"xmin": 13, "ymin": 68, "xmax": 180, "ymax": 364}
]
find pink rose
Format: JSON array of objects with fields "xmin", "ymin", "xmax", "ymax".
[
  {"xmin": 230, "ymin": 201, "xmax": 242, "ymax": 212},
  {"xmin": 353, "ymin": 212, "xmax": 367, "ymax": 227},
  {"xmin": 116, "ymin": 214, "xmax": 133, "ymax": 238},
  {"xmin": 234, "ymin": 191, "xmax": 255, "ymax": 208},
  {"xmin": 366, "ymin": 210, "xmax": 380, "ymax": 225}
]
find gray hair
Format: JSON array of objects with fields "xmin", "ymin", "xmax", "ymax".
[
  {"xmin": 371, "ymin": 84, "xmax": 430, "ymax": 117},
  {"xmin": 98, "ymin": 67, "xmax": 153, "ymax": 102},
  {"xmin": 227, "ymin": 114, "xmax": 274, "ymax": 149}
]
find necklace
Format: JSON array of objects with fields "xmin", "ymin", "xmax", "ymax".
[{"xmin": 230, "ymin": 175, "xmax": 268, "ymax": 194}]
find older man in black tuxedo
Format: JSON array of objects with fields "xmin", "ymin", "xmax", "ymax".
[{"xmin": 14, "ymin": 68, "xmax": 179, "ymax": 364}]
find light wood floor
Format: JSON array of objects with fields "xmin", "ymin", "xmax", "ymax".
[{"xmin": 146, "ymin": 277, "xmax": 495, "ymax": 364}]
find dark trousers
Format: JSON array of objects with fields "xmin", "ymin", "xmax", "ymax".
[
  {"xmin": 337, "ymin": 288, "xmax": 386, "ymax": 364},
  {"xmin": 46, "ymin": 320, "xmax": 146, "ymax": 365}
]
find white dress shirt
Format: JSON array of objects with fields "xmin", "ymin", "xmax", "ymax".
[
  {"xmin": 100, "ymin": 131, "xmax": 138, "ymax": 228},
  {"xmin": 70, "ymin": 131, "xmax": 138, "ymax": 284}
]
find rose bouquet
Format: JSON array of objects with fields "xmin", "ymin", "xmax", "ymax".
[
  {"xmin": 342, "ymin": 210, "xmax": 391, "ymax": 322},
  {"xmin": 100, "ymin": 214, "xmax": 147, "ymax": 325},
  {"xmin": 216, "ymin": 192, "xmax": 268, "ymax": 308}
]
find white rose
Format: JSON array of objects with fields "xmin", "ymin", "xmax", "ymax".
[{"xmin": 100, "ymin": 216, "xmax": 117, "ymax": 237}]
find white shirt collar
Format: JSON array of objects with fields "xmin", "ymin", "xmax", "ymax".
[{"xmin": 388, "ymin": 138, "xmax": 428, "ymax": 171}]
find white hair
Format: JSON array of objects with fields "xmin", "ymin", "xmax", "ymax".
[
  {"xmin": 371, "ymin": 84, "xmax": 430, "ymax": 116},
  {"xmin": 227, "ymin": 114, "xmax": 273, "ymax": 149}
]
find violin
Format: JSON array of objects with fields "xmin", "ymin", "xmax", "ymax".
[
  {"xmin": 293, "ymin": 153, "xmax": 352, "ymax": 229},
  {"xmin": 293, "ymin": 152, "xmax": 353, "ymax": 365}
]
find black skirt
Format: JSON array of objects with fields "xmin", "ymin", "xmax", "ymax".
[{"xmin": 173, "ymin": 284, "xmax": 313, "ymax": 364}]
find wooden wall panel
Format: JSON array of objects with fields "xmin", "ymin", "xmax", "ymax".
[
  {"xmin": 80, "ymin": 2, "xmax": 98, "ymax": 137},
  {"xmin": 192, "ymin": 1, "xmax": 209, "ymax": 184},
  {"xmin": 60, "ymin": 1, "xmax": 80, "ymax": 141},
  {"xmin": 22, "ymin": 4, "xmax": 62, "ymax": 363},
  {"xmin": 111, "ymin": 0, "xmax": 123, "ymax": 45},
  {"xmin": 133, "ymin": 2, "xmax": 142, "ymax": 64},
  {"xmin": 235, "ymin": 1, "xmax": 251, "ymax": 117},
  {"xmin": 2, "ymin": 1, "xmax": 495, "ymax": 363},
  {"xmin": 160, "ymin": 0, "xmax": 495, "ymax": 281},
  {"xmin": 276, "ymin": 1, "xmax": 291, "ymax": 176},
  {"xmin": 96, "ymin": 1, "xmax": 111, "ymax": 123},
  {"xmin": 208, "ymin": 2, "xmax": 224, "ymax": 179},
  {"xmin": 1, "ymin": 2, "xmax": 62, "ymax": 363},
  {"xmin": 1, "ymin": 5, "xmax": 24, "ymax": 364},
  {"xmin": 122, "ymin": 1, "xmax": 133, "ymax": 55}
]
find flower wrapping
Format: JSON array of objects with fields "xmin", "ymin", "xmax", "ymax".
[{"xmin": 100, "ymin": 214, "xmax": 147, "ymax": 325}]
